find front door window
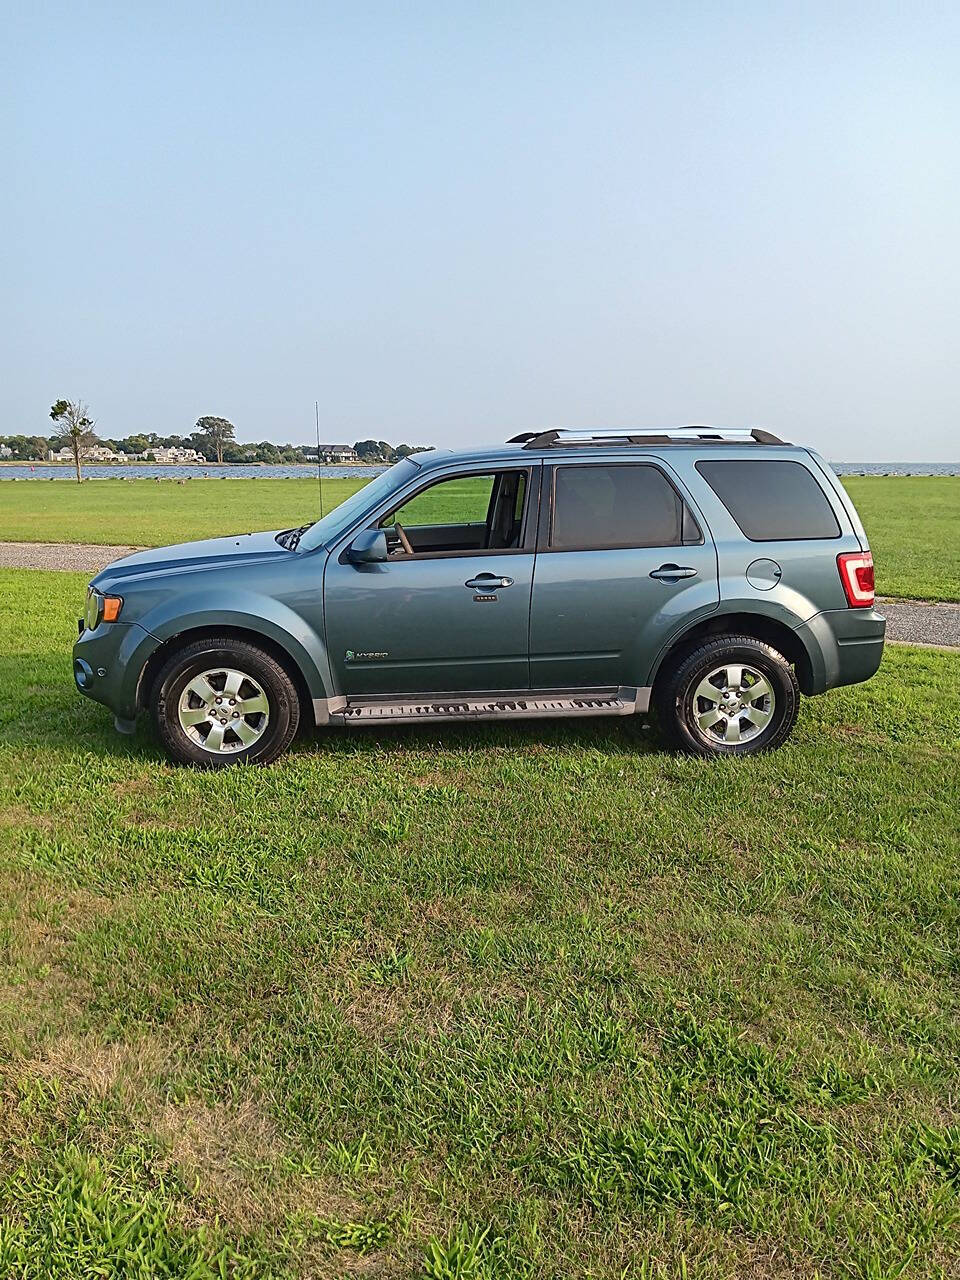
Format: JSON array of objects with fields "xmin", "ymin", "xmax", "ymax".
[{"xmin": 378, "ymin": 470, "xmax": 528, "ymax": 557}]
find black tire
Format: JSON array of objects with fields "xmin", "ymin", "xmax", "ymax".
[
  {"xmin": 152, "ymin": 637, "xmax": 300, "ymax": 768},
  {"xmin": 654, "ymin": 634, "xmax": 800, "ymax": 757}
]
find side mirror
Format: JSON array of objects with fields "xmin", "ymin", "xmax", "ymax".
[{"xmin": 347, "ymin": 528, "xmax": 388, "ymax": 564}]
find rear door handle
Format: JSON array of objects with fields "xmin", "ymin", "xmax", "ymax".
[
  {"xmin": 465, "ymin": 574, "xmax": 514, "ymax": 590},
  {"xmin": 649, "ymin": 564, "xmax": 698, "ymax": 582}
]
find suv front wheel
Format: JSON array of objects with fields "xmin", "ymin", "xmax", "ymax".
[
  {"xmin": 152, "ymin": 637, "xmax": 300, "ymax": 768},
  {"xmin": 655, "ymin": 634, "xmax": 800, "ymax": 756}
]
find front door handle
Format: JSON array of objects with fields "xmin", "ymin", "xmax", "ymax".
[
  {"xmin": 464, "ymin": 574, "xmax": 514, "ymax": 590},
  {"xmin": 649, "ymin": 564, "xmax": 698, "ymax": 582}
]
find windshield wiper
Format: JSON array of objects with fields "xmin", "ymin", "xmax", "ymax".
[{"xmin": 275, "ymin": 524, "xmax": 311, "ymax": 550}]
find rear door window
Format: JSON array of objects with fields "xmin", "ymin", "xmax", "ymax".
[
  {"xmin": 550, "ymin": 464, "xmax": 686, "ymax": 549},
  {"xmin": 695, "ymin": 459, "xmax": 841, "ymax": 541}
]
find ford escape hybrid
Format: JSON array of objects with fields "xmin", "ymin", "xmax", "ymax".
[{"xmin": 73, "ymin": 427, "xmax": 885, "ymax": 766}]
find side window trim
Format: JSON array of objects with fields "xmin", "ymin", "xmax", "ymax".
[
  {"xmin": 538, "ymin": 461, "xmax": 703, "ymax": 553},
  {"xmin": 339, "ymin": 465, "xmax": 539, "ymax": 562}
]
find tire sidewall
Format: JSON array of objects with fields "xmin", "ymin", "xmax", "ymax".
[
  {"xmin": 669, "ymin": 640, "xmax": 798, "ymax": 757},
  {"xmin": 154, "ymin": 643, "xmax": 296, "ymax": 768}
]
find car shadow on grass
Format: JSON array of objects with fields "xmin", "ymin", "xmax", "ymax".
[
  {"xmin": 0, "ymin": 646, "xmax": 664, "ymax": 763},
  {"xmin": 293, "ymin": 710, "xmax": 663, "ymax": 761},
  {"xmin": 0, "ymin": 682, "xmax": 663, "ymax": 767}
]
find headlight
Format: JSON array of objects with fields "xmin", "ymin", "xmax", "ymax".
[
  {"xmin": 84, "ymin": 588, "xmax": 102, "ymax": 630},
  {"xmin": 84, "ymin": 588, "xmax": 122, "ymax": 629}
]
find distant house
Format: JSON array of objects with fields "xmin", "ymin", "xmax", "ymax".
[
  {"xmin": 308, "ymin": 444, "xmax": 358, "ymax": 463},
  {"xmin": 0, "ymin": 444, "xmax": 11, "ymax": 458},
  {"xmin": 124, "ymin": 446, "xmax": 203, "ymax": 463},
  {"xmin": 151, "ymin": 446, "xmax": 203, "ymax": 464},
  {"xmin": 48, "ymin": 445, "xmax": 121, "ymax": 463}
]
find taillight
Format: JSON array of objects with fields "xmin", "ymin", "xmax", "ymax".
[{"xmin": 837, "ymin": 551, "xmax": 875, "ymax": 608}]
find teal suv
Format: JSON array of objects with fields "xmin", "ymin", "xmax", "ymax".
[{"xmin": 74, "ymin": 427, "xmax": 884, "ymax": 766}]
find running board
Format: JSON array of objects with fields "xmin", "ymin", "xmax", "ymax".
[{"xmin": 330, "ymin": 687, "xmax": 647, "ymax": 726}]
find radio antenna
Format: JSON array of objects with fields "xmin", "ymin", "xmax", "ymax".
[{"xmin": 315, "ymin": 400, "xmax": 324, "ymax": 518}]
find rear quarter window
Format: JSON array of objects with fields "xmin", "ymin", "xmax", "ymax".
[{"xmin": 695, "ymin": 459, "xmax": 841, "ymax": 541}]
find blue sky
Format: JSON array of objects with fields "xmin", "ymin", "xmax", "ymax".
[{"xmin": 3, "ymin": 1, "xmax": 957, "ymax": 459}]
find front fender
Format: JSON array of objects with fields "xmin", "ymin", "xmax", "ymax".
[{"xmin": 135, "ymin": 589, "xmax": 334, "ymax": 709}]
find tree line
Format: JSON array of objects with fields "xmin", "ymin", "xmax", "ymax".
[{"xmin": 1, "ymin": 403, "xmax": 427, "ymax": 481}]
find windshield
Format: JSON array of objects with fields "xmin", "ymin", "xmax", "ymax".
[{"xmin": 297, "ymin": 459, "xmax": 419, "ymax": 552}]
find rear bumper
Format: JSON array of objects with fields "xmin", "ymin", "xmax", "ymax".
[
  {"xmin": 73, "ymin": 621, "xmax": 160, "ymax": 722},
  {"xmin": 795, "ymin": 607, "xmax": 886, "ymax": 695}
]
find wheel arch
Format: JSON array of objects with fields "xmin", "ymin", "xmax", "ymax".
[
  {"xmin": 137, "ymin": 624, "xmax": 316, "ymax": 728},
  {"xmin": 650, "ymin": 610, "xmax": 819, "ymax": 696}
]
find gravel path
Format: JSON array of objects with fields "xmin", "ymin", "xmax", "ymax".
[
  {"xmin": 877, "ymin": 598, "xmax": 960, "ymax": 649},
  {"xmin": 1, "ymin": 542, "xmax": 958, "ymax": 649},
  {"xmin": 0, "ymin": 542, "xmax": 142, "ymax": 572}
]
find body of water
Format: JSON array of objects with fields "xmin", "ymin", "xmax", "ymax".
[
  {"xmin": 832, "ymin": 462, "xmax": 959, "ymax": 475},
  {"xmin": 0, "ymin": 461, "xmax": 957, "ymax": 480}
]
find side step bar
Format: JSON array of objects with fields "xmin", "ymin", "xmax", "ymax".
[{"xmin": 330, "ymin": 687, "xmax": 648, "ymax": 726}]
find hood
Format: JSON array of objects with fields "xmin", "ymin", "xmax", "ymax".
[{"xmin": 92, "ymin": 530, "xmax": 294, "ymax": 590}]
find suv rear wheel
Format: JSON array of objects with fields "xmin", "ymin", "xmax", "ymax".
[
  {"xmin": 655, "ymin": 634, "xmax": 799, "ymax": 756},
  {"xmin": 152, "ymin": 637, "xmax": 300, "ymax": 768}
]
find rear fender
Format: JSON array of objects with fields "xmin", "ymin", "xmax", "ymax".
[{"xmin": 647, "ymin": 599, "xmax": 827, "ymax": 695}]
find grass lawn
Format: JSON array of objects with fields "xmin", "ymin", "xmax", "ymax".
[
  {"xmin": 1, "ymin": 567, "xmax": 959, "ymax": 1277},
  {"xmin": 0, "ymin": 477, "xmax": 368, "ymax": 548},
  {"xmin": 0, "ymin": 474, "xmax": 957, "ymax": 600},
  {"xmin": 840, "ymin": 477, "xmax": 960, "ymax": 602}
]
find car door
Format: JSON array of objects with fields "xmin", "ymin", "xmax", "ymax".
[
  {"xmin": 324, "ymin": 465, "xmax": 539, "ymax": 697},
  {"xmin": 529, "ymin": 459, "xmax": 719, "ymax": 690}
]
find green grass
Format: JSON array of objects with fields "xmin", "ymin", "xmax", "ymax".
[
  {"xmin": 0, "ymin": 474, "xmax": 957, "ymax": 600},
  {"xmin": 841, "ymin": 477, "xmax": 960, "ymax": 601},
  {"xmin": 1, "ymin": 567, "xmax": 959, "ymax": 1277},
  {"xmin": 0, "ymin": 476, "xmax": 370, "ymax": 547}
]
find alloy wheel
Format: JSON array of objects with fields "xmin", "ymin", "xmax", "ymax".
[
  {"xmin": 177, "ymin": 667, "xmax": 270, "ymax": 753},
  {"xmin": 693, "ymin": 663, "xmax": 775, "ymax": 745}
]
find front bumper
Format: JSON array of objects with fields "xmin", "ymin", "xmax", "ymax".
[
  {"xmin": 796, "ymin": 607, "xmax": 886, "ymax": 694},
  {"xmin": 73, "ymin": 620, "xmax": 160, "ymax": 722}
]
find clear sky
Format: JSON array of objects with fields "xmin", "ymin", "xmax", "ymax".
[{"xmin": 3, "ymin": 1, "xmax": 958, "ymax": 460}]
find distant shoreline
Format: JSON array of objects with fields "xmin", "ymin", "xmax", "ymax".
[
  {"xmin": 0, "ymin": 459, "xmax": 378, "ymax": 468},
  {"xmin": 0, "ymin": 460, "xmax": 957, "ymax": 479}
]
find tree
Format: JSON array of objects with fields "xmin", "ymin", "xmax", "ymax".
[
  {"xmin": 194, "ymin": 416, "xmax": 236, "ymax": 465},
  {"xmin": 187, "ymin": 432, "xmax": 215, "ymax": 462},
  {"xmin": 49, "ymin": 399, "xmax": 97, "ymax": 483},
  {"xmin": 0, "ymin": 434, "xmax": 49, "ymax": 460},
  {"xmin": 354, "ymin": 439, "xmax": 393, "ymax": 461},
  {"xmin": 121, "ymin": 434, "xmax": 152, "ymax": 456}
]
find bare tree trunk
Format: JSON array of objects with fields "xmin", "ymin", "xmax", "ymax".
[{"xmin": 72, "ymin": 434, "xmax": 83, "ymax": 483}]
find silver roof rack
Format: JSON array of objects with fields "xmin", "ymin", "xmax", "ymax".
[{"xmin": 507, "ymin": 425, "xmax": 789, "ymax": 449}]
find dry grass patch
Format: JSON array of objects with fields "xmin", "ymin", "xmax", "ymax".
[
  {"xmin": 338, "ymin": 964, "xmax": 463, "ymax": 1043},
  {"xmin": 155, "ymin": 1095, "xmax": 359, "ymax": 1234},
  {"xmin": 0, "ymin": 804, "xmax": 58, "ymax": 833},
  {"xmin": 25, "ymin": 1031, "xmax": 172, "ymax": 1107},
  {"xmin": 0, "ymin": 869, "xmax": 106, "ymax": 1017},
  {"xmin": 0, "ymin": 1031, "xmax": 173, "ymax": 1167}
]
